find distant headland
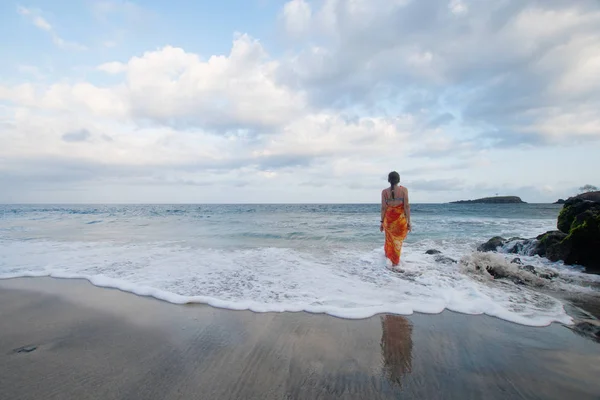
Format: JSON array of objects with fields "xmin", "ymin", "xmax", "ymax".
[
  {"xmin": 450, "ymin": 196, "xmax": 526, "ymax": 204},
  {"xmin": 554, "ymin": 191, "xmax": 600, "ymax": 204}
]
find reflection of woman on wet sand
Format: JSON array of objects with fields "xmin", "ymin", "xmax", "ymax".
[{"xmin": 381, "ymin": 315, "xmax": 413, "ymax": 386}]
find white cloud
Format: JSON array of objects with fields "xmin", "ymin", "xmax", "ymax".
[
  {"xmin": 52, "ymin": 36, "xmax": 88, "ymax": 51},
  {"xmin": 281, "ymin": 1, "xmax": 600, "ymax": 143},
  {"xmin": 256, "ymin": 113, "xmax": 414, "ymax": 159},
  {"xmin": 4, "ymin": 0, "xmax": 600, "ymax": 202},
  {"xmin": 17, "ymin": 65, "xmax": 44, "ymax": 79},
  {"xmin": 282, "ymin": 0, "xmax": 312, "ymax": 36},
  {"xmin": 98, "ymin": 61, "xmax": 126, "ymax": 74},
  {"xmin": 448, "ymin": 0, "xmax": 468, "ymax": 16},
  {"xmin": 520, "ymin": 106, "xmax": 600, "ymax": 140},
  {"xmin": 2, "ymin": 35, "xmax": 306, "ymax": 131},
  {"xmin": 16, "ymin": 6, "xmax": 32, "ymax": 15},
  {"xmin": 92, "ymin": 0, "xmax": 148, "ymax": 21},
  {"xmin": 0, "ymin": 82, "xmax": 130, "ymax": 119},
  {"xmin": 17, "ymin": 6, "xmax": 87, "ymax": 51},
  {"xmin": 32, "ymin": 15, "xmax": 52, "ymax": 31}
]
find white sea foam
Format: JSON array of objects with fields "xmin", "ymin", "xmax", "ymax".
[{"xmin": 2, "ymin": 238, "xmax": 593, "ymax": 326}]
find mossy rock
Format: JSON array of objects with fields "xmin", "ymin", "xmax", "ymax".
[
  {"xmin": 562, "ymin": 209, "xmax": 600, "ymax": 268},
  {"xmin": 534, "ymin": 231, "xmax": 567, "ymax": 259},
  {"xmin": 558, "ymin": 197, "xmax": 599, "ymax": 233},
  {"xmin": 544, "ymin": 198, "xmax": 600, "ymax": 271}
]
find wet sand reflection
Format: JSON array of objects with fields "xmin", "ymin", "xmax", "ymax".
[{"xmin": 381, "ymin": 315, "xmax": 413, "ymax": 386}]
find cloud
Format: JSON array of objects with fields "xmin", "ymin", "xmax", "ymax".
[
  {"xmin": 409, "ymin": 178, "xmax": 465, "ymax": 192},
  {"xmin": 279, "ymin": 0, "xmax": 600, "ymax": 145},
  {"xmin": 97, "ymin": 61, "xmax": 126, "ymax": 74},
  {"xmin": 32, "ymin": 15, "xmax": 52, "ymax": 31},
  {"xmin": 426, "ymin": 112, "xmax": 455, "ymax": 128},
  {"xmin": 401, "ymin": 160, "xmax": 476, "ymax": 176},
  {"xmin": 448, "ymin": 0, "xmax": 468, "ymax": 16},
  {"xmin": 282, "ymin": 0, "xmax": 312, "ymax": 37},
  {"xmin": 52, "ymin": 37, "xmax": 87, "ymax": 51},
  {"xmin": 4, "ymin": 0, "xmax": 600, "ymax": 203},
  {"xmin": 17, "ymin": 6, "xmax": 87, "ymax": 50},
  {"xmin": 62, "ymin": 129, "xmax": 92, "ymax": 142},
  {"xmin": 3, "ymin": 35, "xmax": 306, "ymax": 133},
  {"xmin": 17, "ymin": 65, "xmax": 45, "ymax": 79},
  {"xmin": 92, "ymin": 1, "xmax": 149, "ymax": 22},
  {"xmin": 409, "ymin": 135, "xmax": 476, "ymax": 158}
]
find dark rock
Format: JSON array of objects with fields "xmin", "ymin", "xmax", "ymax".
[
  {"xmin": 505, "ymin": 238, "xmax": 535, "ymax": 254},
  {"xmin": 509, "ymin": 277, "xmax": 525, "ymax": 285},
  {"xmin": 574, "ymin": 191, "xmax": 600, "ymax": 202},
  {"xmin": 520, "ymin": 265, "xmax": 536, "ymax": 274},
  {"xmin": 563, "ymin": 211, "xmax": 600, "ymax": 268},
  {"xmin": 557, "ymin": 197, "xmax": 599, "ymax": 233},
  {"xmin": 451, "ymin": 196, "xmax": 526, "ymax": 204},
  {"xmin": 435, "ymin": 255, "xmax": 457, "ymax": 264},
  {"xmin": 514, "ymin": 264, "xmax": 557, "ymax": 280},
  {"xmin": 570, "ymin": 320, "xmax": 600, "ymax": 342},
  {"xmin": 546, "ymin": 240, "xmax": 572, "ymax": 263},
  {"xmin": 477, "ymin": 236, "xmax": 506, "ymax": 252},
  {"xmin": 554, "ymin": 199, "xmax": 566, "ymax": 204},
  {"xmin": 14, "ymin": 346, "xmax": 37, "ymax": 353},
  {"xmin": 552, "ymin": 196, "xmax": 600, "ymax": 271},
  {"xmin": 485, "ymin": 265, "xmax": 505, "ymax": 279},
  {"xmin": 533, "ymin": 231, "xmax": 568, "ymax": 259},
  {"xmin": 425, "ymin": 249, "xmax": 442, "ymax": 255},
  {"xmin": 508, "ymin": 237, "xmax": 526, "ymax": 242},
  {"xmin": 511, "ymin": 258, "xmax": 522, "ymax": 264},
  {"xmin": 483, "ymin": 265, "xmax": 526, "ymax": 285}
]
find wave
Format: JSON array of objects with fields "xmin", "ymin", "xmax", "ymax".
[{"xmin": 1, "ymin": 238, "xmax": 591, "ymax": 327}]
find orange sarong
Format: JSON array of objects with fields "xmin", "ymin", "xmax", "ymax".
[{"xmin": 383, "ymin": 204, "xmax": 409, "ymax": 265}]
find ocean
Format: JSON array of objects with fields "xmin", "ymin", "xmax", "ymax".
[{"xmin": 1, "ymin": 203, "xmax": 598, "ymax": 326}]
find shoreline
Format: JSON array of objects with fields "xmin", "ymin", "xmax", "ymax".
[
  {"xmin": 0, "ymin": 273, "xmax": 576, "ymax": 327},
  {"xmin": 1, "ymin": 277, "xmax": 599, "ymax": 399}
]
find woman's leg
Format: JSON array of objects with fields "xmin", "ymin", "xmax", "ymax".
[{"xmin": 385, "ymin": 231, "xmax": 401, "ymax": 266}]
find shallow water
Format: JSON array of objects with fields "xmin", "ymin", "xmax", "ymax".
[{"xmin": 1, "ymin": 203, "xmax": 598, "ymax": 325}]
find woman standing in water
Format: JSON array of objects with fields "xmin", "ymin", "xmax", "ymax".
[{"xmin": 380, "ymin": 171, "xmax": 411, "ymax": 267}]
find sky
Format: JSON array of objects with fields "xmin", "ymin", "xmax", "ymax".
[{"xmin": 1, "ymin": 0, "xmax": 599, "ymax": 203}]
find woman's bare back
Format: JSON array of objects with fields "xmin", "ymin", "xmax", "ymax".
[{"xmin": 383, "ymin": 186, "xmax": 406, "ymax": 207}]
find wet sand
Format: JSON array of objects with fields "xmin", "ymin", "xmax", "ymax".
[{"xmin": 1, "ymin": 277, "xmax": 599, "ymax": 400}]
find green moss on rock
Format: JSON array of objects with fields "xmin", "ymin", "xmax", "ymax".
[{"xmin": 555, "ymin": 200, "xmax": 600, "ymax": 270}]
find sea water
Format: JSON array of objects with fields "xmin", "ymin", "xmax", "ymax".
[{"xmin": 1, "ymin": 203, "xmax": 598, "ymax": 326}]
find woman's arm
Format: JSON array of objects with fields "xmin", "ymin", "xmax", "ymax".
[
  {"xmin": 380, "ymin": 190, "xmax": 387, "ymax": 230},
  {"xmin": 404, "ymin": 187, "xmax": 411, "ymax": 230}
]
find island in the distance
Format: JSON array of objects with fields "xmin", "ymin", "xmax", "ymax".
[{"xmin": 450, "ymin": 196, "xmax": 526, "ymax": 204}]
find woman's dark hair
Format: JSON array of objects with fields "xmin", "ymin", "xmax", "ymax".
[{"xmin": 388, "ymin": 171, "xmax": 400, "ymax": 199}]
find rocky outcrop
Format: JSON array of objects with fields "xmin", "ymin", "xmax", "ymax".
[
  {"xmin": 479, "ymin": 195, "xmax": 600, "ymax": 272},
  {"xmin": 533, "ymin": 231, "xmax": 569, "ymax": 261},
  {"xmin": 461, "ymin": 253, "xmax": 556, "ymax": 286},
  {"xmin": 477, "ymin": 236, "xmax": 506, "ymax": 252},
  {"xmin": 574, "ymin": 191, "xmax": 600, "ymax": 202},
  {"xmin": 435, "ymin": 255, "xmax": 457, "ymax": 264},
  {"xmin": 551, "ymin": 196, "xmax": 600, "ymax": 270},
  {"xmin": 554, "ymin": 199, "xmax": 566, "ymax": 204},
  {"xmin": 451, "ymin": 196, "xmax": 526, "ymax": 204},
  {"xmin": 424, "ymin": 249, "xmax": 457, "ymax": 264},
  {"xmin": 557, "ymin": 196, "xmax": 599, "ymax": 233}
]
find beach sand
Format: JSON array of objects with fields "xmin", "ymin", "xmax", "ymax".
[{"xmin": 1, "ymin": 277, "xmax": 599, "ymax": 400}]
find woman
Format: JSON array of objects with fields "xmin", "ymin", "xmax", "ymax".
[{"xmin": 380, "ymin": 171, "xmax": 411, "ymax": 267}]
